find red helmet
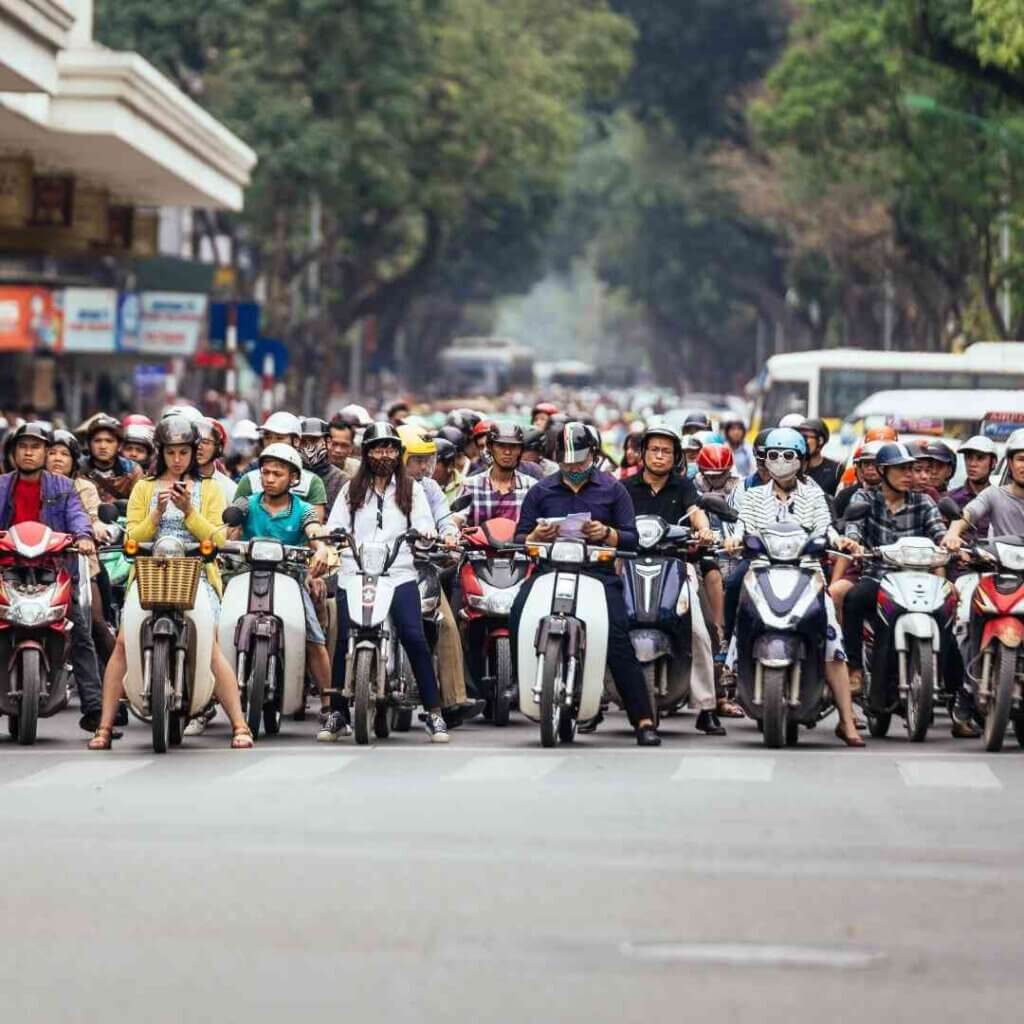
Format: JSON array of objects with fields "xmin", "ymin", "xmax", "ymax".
[
  {"xmin": 122, "ymin": 413, "xmax": 154, "ymax": 429},
  {"xmin": 472, "ymin": 419, "xmax": 494, "ymax": 439},
  {"xmin": 532, "ymin": 402, "xmax": 559, "ymax": 417},
  {"xmin": 696, "ymin": 442, "xmax": 734, "ymax": 474}
]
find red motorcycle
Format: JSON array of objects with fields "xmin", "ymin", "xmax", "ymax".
[
  {"xmin": 965, "ymin": 535, "xmax": 1024, "ymax": 751},
  {"xmin": 458, "ymin": 517, "xmax": 531, "ymax": 725},
  {"xmin": 0, "ymin": 522, "xmax": 77, "ymax": 744}
]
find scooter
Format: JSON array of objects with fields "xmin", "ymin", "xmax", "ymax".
[
  {"xmin": 0, "ymin": 522, "xmax": 79, "ymax": 744},
  {"xmin": 458, "ymin": 516, "xmax": 531, "ymax": 726},
  {"xmin": 961, "ymin": 535, "xmax": 1024, "ymax": 751},
  {"xmin": 218, "ymin": 505, "xmax": 317, "ymax": 740},
  {"xmin": 858, "ymin": 537, "xmax": 954, "ymax": 742},
  {"xmin": 517, "ymin": 537, "xmax": 629, "ymax": 747},
  {"xmin": 733, "ymin": 521, "xmax": 833, "ymax": 748}
]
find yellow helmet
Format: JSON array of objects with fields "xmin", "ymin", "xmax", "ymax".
[{"xmin": 398, "ymin": 424, "xmax": 437, "ymax": 461}]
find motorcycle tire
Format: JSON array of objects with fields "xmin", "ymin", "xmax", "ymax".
[
  {"xmin": 642, "ymin": 663, "xmax": 660, "ymax": 730},
  {"xmin": 391, "ymin": 707, "xmax": 413, "ymax": 732},
  {"xmin": 169, "ymin": 707, "xmax": 183, "ymax": 747},
  {"xmin": 246, "ymin": 637, "xmax": 271, "ymax": 742},
  {"xmin": 984, "ymin": 642, "xmax": 1016, "ymax": 753},
  {"xmin": 150, "ymin": 636, "xmax": 172, "ymax": 754},
  {"xmin": 263, "ymin": 659, "xmax": 282, "ymax": 736},
  {"xmin": 353, "ymin": 648, "xmax": 376, "ymax": 746},
  {"xmin": 906, "ymin": 638, "xmax": 934, "ymax": 743},
  {"xmin": 868, "ymin": 711, "xmax": 892, "ymax": 738},
  {"xmin": 761, "ymin": 665, "xmax": 788, "ymax": 749},
  {"xmin": 539, "ymin": 635, "xmax": 564, "ymax": 749},
  {"xmin": 785, "ymin": 718, "xmax": 799, "ymax": 746},
  {"xmin": 492, "ymin": 637, "xmax": 513, "ymax": 727},
  {"xmin": 15, "ymin": 648, "xmax": 41, "ymax": 746}
]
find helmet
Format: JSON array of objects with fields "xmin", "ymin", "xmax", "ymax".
[
  {"xmin": 260, "ymin": 411, "xmax": 302, "ymax": 438},
  {"xmin": 959, "ymin": 435, "xmax": 998, "ymax": 458},
  {"xmin": 682, "ymin": 412, "xmax": 711, "ymax": 432},
  {"xmin": 874, "ymin": 442, "xmax": 917, "ymax": 468},
  {"xmin": 472, "ymin": 419, "xmax": 495, "ymax": 440},
  {"xmin": 554, "ymin": 421, "xmax": 598, "ymax": 464},
  {"xmin": 720, "ymin": 413, "xmax": 746, "ymax": 431},
  {"xmin": 338, "ymin": 404, "xmax": 371, "ymax": 427},
  {"xmin": 258, "ymin": 442, "xmax": 303, "ymax": 476},
  {"xmin": 433, "ymin": 437, "xmax": 458, "ymax": 465},
  {"xmin": 853, "ymin": 440, "xmax": 884, "ymax": 463},
  {"xmin": 12, "ymin": 422, "xmax": 54, "ymax": 446},
  {"xmin": 387, "ymin": 400, "xmax": 410, "ymax": 419},
  {"xmin": 437, "ymin": 425, "xmax": 466, "ymax": 451},
  {"xmin": 641, "ymin": 426, "xmax": 683, "ymax": 463},
  {"xmin": 798, "ymin": 417, "xmax": 830, "ymax": 443},
  {"xmin": 696, "ymin": 443, "xmax": 735, "ymax": 474},
  {"xmin": 121, "ymin": 413, "xmax": 154, "ymax": 429},
  {"xmin": 196, "ymin": 418, "xmax": 227, "ymax": 453},
  {"xmin": 123, "ymin": 424, "xmax": 155, "ymax": 452},
  {"xmin": 398, "ymin": 425, "xmax": 437, "ymax": 457},
  {"xmin": 681, "ymin": 434, "xmax": 704, "ymax": 454},
  {"xmin": 915, "ymin": 438, "xmax": 955, "ymax": 466},
  {"xmin": 1005, "ymin": 429, "xmax": 1024, "ymax": 458},
  {"xmin": 162, "ymin": 405, "xmax": 205, "ymax": 424},
  {"xmin": 488, "ymin": 420, "xmax": 526, "ymax": 446},
  {"xmin": 447, "ymin": 408, "xmax": 482, "ymax": 433},
  {"xmin": 232, "ymin": 418, "xmax": 260, "ymax": 442},
  {"xmin": 532, "ymin": 402, "xmax": 559, "ymax": 418},
  {"xmin": 752, "ymin": 428, "xmax": 772, "ymax": 459},
  {"xmin": 778, "ymin": 413, "xmax": 806, "ymax": 429},
  {"xmin": 361, "ymin": 421, "xmax": 403, "ymax": 453},
  {"xmin": 87, "ymin": 414, "xmax": 123, "ymax": 441},
  {"xmin": 299, "ymin": 416, "xmax": 329, "ymax": 438},
  {"xmin": 864, "ymin": 424, "xmax": 899, "ymax": 443},
  {"xmin": 763, "ymin": 427, "xmax": 807, "ymax": 456},
  {"xmin": 51, "ymin": 429, "xmax": 81, "ymax": 462},
  {"xmin": 154, "ymin": 415, "xmax": 199, "ymax": 448},
  {"xmin": 523, "ymin": 427, "xmax": 546, "ymax": 452}
]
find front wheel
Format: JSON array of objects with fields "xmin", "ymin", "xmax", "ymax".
[
  {"xmin": 868, "ymin": 711, "xmax": 892, "ymax": 738},
  {"xmin": 492, "ymin": 637, "xmax": 513, "ymax": 727},
  {"xmin": 150, "ymin": 637, "xmax": 173, "ymax": 754},
  {"xmin": 984, "ymin": 643, "xmax": 1017, "ymax": 753},
  {"xmin": 353, "ymin": 648, "xmax": 376, "ymax": 746},
  {"xmin": 15, "ymin": 648, "xmax": 41, "ymax": 746},
  {"xmin": 391, "ymin": 707, "xmax": 413, "ymax": 732},
  {"xmin": 246, "ymin": 637, "xmax": 271, "ymax": 742},
  {"xmin": 906, "ymin": 638, "xmax": 935, "ymax": 743},
  {"xmin": 539, "ymin": 636, "xmax": 564, "ymax": 749},
  {"xmin": 761, "ymin": 665, "xmax": 788, "ymax": 749}
]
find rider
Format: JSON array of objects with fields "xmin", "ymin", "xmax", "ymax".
[
  {"xmin": 915, "ymin": 439, "xmax": 957, "ymax": 495},
  {"xmin": 87, "ymin": 415, "xmax": 254, "ymax": 750},
  {"xmin": 948, "ymin": 436, "xmax": 998, "ymax": 536},
  {"xmin": 521, "ymin": 428, "xmax": 560, "ymax": 477},
  {"xmin": 436, "ymin": 425, "xmax": 471, "ymax": 497},
  {"xmin": 300, "ymin": 417, "xmax": 345, "ymax": 510},
  {"xmin": 230, "ymin": 419, "xmax": 261, "ymax": 466},
  {"xmin": 196, "ymin": 418, "xmax": 236, "ymax": 505},
  {"xmin": 721, "ymin": 415, "xmax": 754, "ymax": 477},
  {"xmin": 79, "ymin": 414, "xmax": 143, "ymax": 502},
  {"xmin": 743, "ymin": 430, "xmax": 772, "ymax": 488},
  {"xmin": 387, "ymin": 401, "xmax": 411, "ymax": 427},
  {"xmin": 531, "ymin": 402, "xmax": 559, "ymax": 433},
  {"xmin": 432, "ymin": 436, "xmax": 461, "ymax": 497},
  {"xmin": 458, "ymin": 421, "xmax": 535, "ymax": 526},
  {"xmin": 121, "ymin": 423, "xmax": 156, "ymax": 468},
  {"xmin": 327, "ymin": 415, "xmax": 360, "ymax": 479},
  {"xmin": 723, "ymin": 427, "xmax": 864, "ymax": 745},
  {"xmin": 513, "ymin": 421, "xmax": 662, "ymax": 746},
  {"xmin": 681, "ymin": 412, "xmax": 711, "ymax": 437},
  {"xmin": 623, "ymin": 426, "xmax": 724, "ymax": 735},
  {"xmin": 0, "ymin": 423, "xmax": 104, "ymax": 732},
  {"xmin": 323, "ymin": 423, "xmax": 451, "ymax": 743},
  {"xmin": 834, "ymin": 441, "xmax": 883, "ymax": 518},
  {"xmin": 797, "ymin": 418, "xmax": 843, "ymax": 495}
]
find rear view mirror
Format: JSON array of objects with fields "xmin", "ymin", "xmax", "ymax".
[
  {"xmin": 449, "ymin": 494, "xmax": 472, "ymax": 514},
  {"xmin": 698, "ymin": 493, "xmax": 739, "ymax": 523},
  {"xmin": 97, "ymin": 504, "xmax": 119, "ymax": 524},
  {"xmin": 938, "ymin": 496, "xmax": 962, "ymax": 522},
  {"xmin": 842, "ymin": 502, "xmax": 868, "ymax": 523},
  {"xmin": 221, "ymin": 505, "xmax": 245, "ymax": 527}
]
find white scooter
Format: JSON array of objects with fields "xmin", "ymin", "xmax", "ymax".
[{"xmin": 517, "ymin": 537, "xmax": 628, "ymax": 747}]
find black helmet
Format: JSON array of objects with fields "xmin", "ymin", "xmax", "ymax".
[
  {"xmin": 87, "ymin": 414, "xmax": 123, "ymax": 441},
  {"xmin": 433, "ymin": 437, "xmax": 458, "ymax": 465},
  {"xmin": 51, "ymin": 429, "xmax": 81, "ymax": 462},
  {"xmin": 437, "ymin": 425, "xmax": 467, "ymax": 451},
  {"xmin": 798, "ymin": 417, "xmax": 830, "ymax": 444},
  {"xmin": 361, "ymin": 421, "xmax": 403, "ymax": 453},
  {"xmin": 522, "ymin": 427, "xmax": 546, "ymax": 453},
  {"xmin": 488, "ymin": 420, "xmax": 525, "ymax": 446},
  {"xmin": 641, "ymin": 425, "xmax": 683, "ymax": 463},
  {"xmin": 154, "ymin": 415, "xmax": 199, "ymax": 448},
  {"xmin": 12, "ymin": 421, "xmax": 54, "ymax": 446},
  {"xmin": 875, "ymin": 442, "xmax": 916, "ymax": 469},
  {"xmin": 446, "ymin": 408, "xmax": 481, "ymax": 433},
  {"xmin": 752, "ymin": 428, "xmax": 772, "ymax": 459},
  {"xmin": 554, "ymin": 421, "xmax": 598, "ymax": 465},
  {"xmin": 915, "ymin": 438, "xmax": 956, "ymax": 466},
  {"xmin": 682, "ymin": 412, "xmax": 711, "ymax": 433},
  {"xmin": 299, "ymin": 416, "xmax": 329, "ymax": 438}
]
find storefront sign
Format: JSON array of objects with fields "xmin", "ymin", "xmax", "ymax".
[
  {"xmin": 138, "ymin": 292, "xmax": 207, "ymax": 354},
  {"xmin": 60, "ymin": 288, "xmax": 118, "ymax": 352},
  {"xmin": 0, "ymin": 287, "xmax": 58, "ymax": 351}
]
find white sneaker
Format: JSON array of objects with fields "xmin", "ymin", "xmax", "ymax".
[
  {"xmin": 184, "ymin": 716, "xmax": 208, "ymax": 737},
  {"xmin": 424, "ymin": 712, "xmax": 450, "ymax": 744},
  {"xmin": 316, "ymin": 710, "xmax": 351, "ymax": 742}
]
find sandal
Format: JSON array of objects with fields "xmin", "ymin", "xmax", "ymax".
[
  {"xmin": 88, "ymin": 726, "xmax": 114, "ymax": 750},
  {"xmin": 717, "ymin": 698, "xmax": 745, "ymax": 719},
  {"xmin": 231, "ymin": 724, "xmax": 254, "ymax": 749},
  {"xmin": 835, "ymin": 723, "xmax": 866, "ymax": 748}
]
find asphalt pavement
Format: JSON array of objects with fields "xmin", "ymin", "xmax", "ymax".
[{"xmin": 2, "ymin": 703, "xmax": 1023, "ymax": 1023}]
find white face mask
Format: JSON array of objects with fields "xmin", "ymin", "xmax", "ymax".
[{"xmin": 766, "ymin": 457, "xmax": 799, "ymax": 482}]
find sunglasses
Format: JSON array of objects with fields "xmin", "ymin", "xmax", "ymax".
[{"xmin": 766, "ymin": 450, "xmax": 799, "ymax": 462}]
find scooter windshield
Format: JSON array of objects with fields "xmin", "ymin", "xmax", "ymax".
[{"xmin": 359, "ymin": 542, "xmax": 390, "ymax": 575}]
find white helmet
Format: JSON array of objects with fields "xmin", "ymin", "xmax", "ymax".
[
  {"xmin": 959, "ymin": 435, "xmax": 998, "ymax": 458},
  {"xmin": 232, "ymin": 418, "xmax": 260, "ymax": 442},
  {"xmin": 339, "ymin": 403, "xmax": 371, "ymax": 426},
  {"xmin": 258, "ymin": 442, "xmax": 303, "ymax": 475},
  {"xmin": 1005, "ymin": 429, "xmax": 1024, "ymax": 458},
  {"xmin": 260, "ymin": 411, "xmax": 302, "ymax": 437},
  {"xmin": 779, "ymin": 413, "xmax": 805, "ymax": 429},
  {"xmin": 162, "ymin": 404, "xmax": 205, "ymax": 424}
]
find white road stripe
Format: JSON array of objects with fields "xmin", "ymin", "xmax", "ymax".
[
  {"xmin": 448, "ymin": 755, "xmax": 566, "ymax": 782},
  {"xmin": 226, "ymin": 755, "xmax": 357, "ymax": 783},
  {"xmin": 898, "ymin": 760, "xmax": 1002, "ymax": 790},
  {"xmin": 13, "ymin": 759, "xmax": 154, "ymax": 787},
  {"xmin": 620, "ymin": 941, "xmax": 884, "ymax": 970},
  {"xmin": 672, "ymin": 756, "xmax": 775, "ymax": 782}
]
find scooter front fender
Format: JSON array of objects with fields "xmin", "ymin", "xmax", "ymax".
[
  {"xmin": 893, "ymin": 612, "xmax": 940, "ymax": 652},
  {"xmin": 753, "ymin": 632, "xmax": 802, "ymax": 668},
  {"xmin": 981, "ymin": 616, "xmax": 1024, "ymax": 650}
]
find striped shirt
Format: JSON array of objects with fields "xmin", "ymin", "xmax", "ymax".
[{"xmin": 735, "ymin": 479, "xmax": 834, "ymax": 539}]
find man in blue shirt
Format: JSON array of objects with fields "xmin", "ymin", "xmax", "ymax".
[{"xmin": 512, "ymin": 422, "xmax": 660, "ymax": 745}]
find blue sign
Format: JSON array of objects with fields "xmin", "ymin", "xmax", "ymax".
[
  {"xmin": 244, "ymin": 338, "xmax": 289, "ymax": 377},
  {"xmin": 209, "ymin": 302, "xmax": 261, "ymax": 346},
  {"xmin": 117, "ymin": 291, "xmax": 141, "ymax": 351}
]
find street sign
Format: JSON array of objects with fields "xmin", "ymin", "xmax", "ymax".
[{"xmin": 244, "ymin": 338, "xmax": 288, "ymax": 377}]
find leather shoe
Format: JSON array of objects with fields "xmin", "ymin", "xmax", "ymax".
[
  {"xmin": 951, "ymin": 716, "xmax": 981, "ymax": 739},
  {"xmin": 635, "ymin": 725, "xmax": 661, "ymax": 746},
  {"xmin": 696, "ymin": 710, "xmax": 727, "ymax": 736},
  {"xmin": 578, "ymin": 710, "xmax": 605, "ymax": 734}
]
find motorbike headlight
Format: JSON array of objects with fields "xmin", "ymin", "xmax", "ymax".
[
  {"xmin": 6, "ymin": 598, "xmax": 62, "ymax": 626},
  {"xmin": 468, "ymin": 591, "xmax": 517, "ymax": 616},
  {"xmin": 359, "ymin": 543, "xmax": 389, "ymax": 575},
  {"xmin": 249, "ymin": 540, "xmax": 285, "ymax": 563},
  {"xmin": 550, "ymin": 540, "xmax": 586, "ymax": 564},
  {"xmin": 885, "ymin": 541, "xmax": 941, "ymax": 568},
  {"xmin": 761, "ymin": 532, "xmax": 805, "ymax": 562},
  {"xmin": 995, "ymin": 542, "xmax": 1024, "ymax": 572},
  {"xmin": 636, "ymin": 518, "xmax": 666, "ymax": 549},
  {"xmin": 153, "ymin": 536, "xmax": 186, "ymax": 559}
]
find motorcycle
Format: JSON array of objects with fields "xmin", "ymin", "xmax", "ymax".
[
  {"xmin": 858, "ymin": 537, "xmax": 954, "ymax": 742},
  {"xmin": 0, "ymin": 522, "xmax": 79, "ymax": 744},
  {"xmin": 458, "ymin": 516, "xmax": 531, "ymax": 726},
  {"xmin": 961, "ymin": 535, "xmax": 1024, "ymax": 751},
  {"xmin": 516, "ymin": 536, "xmax": 630, "ymax": 748}
]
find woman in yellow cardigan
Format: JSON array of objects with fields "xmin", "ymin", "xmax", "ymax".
[{"xmin": 88, "ymin": 416, "xmax": 252, "ymax": 749}]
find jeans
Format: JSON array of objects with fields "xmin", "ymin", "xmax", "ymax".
[
  {"xmin": 332, "ymin": 581, "xmax": 442, "ymax": 711},
  {"xmin": 724, "ymin": 558, "xmax": 750, "ymax": 641},
  {"xmin": 71, "ymin": 595, "xmax": 102, "ymax": 714},
  {"xmin": 842, "ymin": 577, "xmax": 880, "ymax": 671},
  {"xmin": 509, "ymin": 574, "xmax": 654, "ymax": 727}
]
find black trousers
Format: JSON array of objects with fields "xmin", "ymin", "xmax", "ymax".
[
  {"xmin": 509, "ymin": 574, "xmax": 654, "ymax": 727},
  {"xmin": 843, "ymin": 577, "xmax": 880, "ymax": 671}
]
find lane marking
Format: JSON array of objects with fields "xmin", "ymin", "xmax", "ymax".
[
  {"xmin": 226, "ymin": 754, "xmax": 357, "ymax": 783},
  {"xmin": 448, "ymin": 755, "xmax": 566, "ymax": 781},
  {"xmin": 672, "ymin": 756, "xmax": 775, "ymax": 782},
  {"xmin": 12, "ymin": 759, "xmax": 153, "ymax": 787},
  {"xmin": 620, "ymin": 941, "xmax": 884, "ymax": 970},
  {"xmin": 898, "ymin": 760, "xmax": 1002, "ymax": 789}
]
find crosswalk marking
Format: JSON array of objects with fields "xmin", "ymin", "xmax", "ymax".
[
  {"xmin": 448, "ymin": 755, "xmax": 566, "ymax": 782},
  {"xmin": 13, "ymin": 759, "xmax": 154, "ymax": 787},
  {"xmin": 672, "ymin": 756, "xmax": 775, "ymax": 782},
  {"xmin": 227, "ymin": 754, "xmax": 356, "ymax": 783},
  {"xmin": 897, "ymin": 761, "xmax": 1002, "ymax": 790}
]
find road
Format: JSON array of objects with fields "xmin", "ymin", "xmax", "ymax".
[{"xmin": 2, "ymin": 703, "xmax": 1023, "ymax": 1023}]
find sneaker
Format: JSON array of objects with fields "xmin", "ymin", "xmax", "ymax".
[
  {"xmin": 636, "ymin": 725, "xmax": 662, "ymax": 746},
  {"xmin": 184, "ymin": 715, "xmax": 208, "ymax": 737},
  {"xmin": 424, "ymin": 711, "xmax": 450, "ymax": 744},
  {"xmin": 317, "ymin": 710, "xmax": 351, "ymax": 742}
]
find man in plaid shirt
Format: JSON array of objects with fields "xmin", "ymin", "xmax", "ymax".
[{"xmin": 458, "ymin": 421, "xmax": 535, "ymax": 526}]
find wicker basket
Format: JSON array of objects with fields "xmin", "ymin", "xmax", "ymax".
[{"xmin": 135, "ymin": 557, "xmax": 202, "ymax": 610}]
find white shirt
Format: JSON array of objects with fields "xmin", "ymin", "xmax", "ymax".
[
  {"xmin": 326, "ymin": 478, "xmax": 435, "ymax": 586},
  {"xmin": 208, "ymin": 469, "xmax": 236, "ymax": 506}
]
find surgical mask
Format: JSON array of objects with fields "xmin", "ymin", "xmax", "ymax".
[
  {"xmin": 561, "ymin": 465, "xmax": 592, "ymax": 488},
  {"xmin": 367, "ymin": 453, "xmax": 399, "ymax": 478},
  {"xmin": 766, "ymin": 457, "xmax": 799, "ymax": 482}
]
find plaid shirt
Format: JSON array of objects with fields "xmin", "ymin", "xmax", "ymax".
[
  {"xmin": 460, "ymin": 469, "xmax": 535, "ymax": 526},
  {"xmin": 844, "ymin": 488, "xmax": 946, "ymax": 550}
]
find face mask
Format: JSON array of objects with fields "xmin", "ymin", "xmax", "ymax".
[
  {"xmin": 561, "ymin": 465, "xmax": 592, "ymax": 488},
  {"xmin": 367, "ymin": 454, "xmax": 398, "ymax": 478},
  {"xmin": 767, "ymin": 458, "xmax": 799, "ymax": 482},
  {"xmin": 301, "ymin": 440, "xmax": 327, "ymax": 468}
]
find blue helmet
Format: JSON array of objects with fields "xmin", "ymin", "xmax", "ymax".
[{"xmin": 763, "ymin": 427, "xmax": 807, "ymax": 457}]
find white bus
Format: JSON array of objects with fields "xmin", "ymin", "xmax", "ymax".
[
  {"xmin": 749, "ymin": 342, "xmax": 1024, "ymax": 431},
  {"xmin": 437, "ymin": 336, "xmax": 535, "ymax": 396}
]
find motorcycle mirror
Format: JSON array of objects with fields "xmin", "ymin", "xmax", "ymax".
[
  {"xmin": 938, "ymin": 496, "xmax": 962, "ymax": 522},
  {"xmin": 97, "ymin": 503, "xmax": 119, "ymax": 524},
  {"xmin": 698, "ymin": 493, "xmax": 738, "ymax": 523},
  {"xmin": 842, "ymin": 502, "xmax": 868, "ymax": 523},
  {"xmin": 221, "ymin": 504, "xmax": 245, "ymax": 527},
  {"xmin": 449, "ymin": 494, "xmax": 472, "ymax": 514}
]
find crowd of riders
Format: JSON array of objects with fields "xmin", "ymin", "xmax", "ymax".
[{"xmin": 0, "ymin": 392, "xmax": 1018, "ymax": 752}]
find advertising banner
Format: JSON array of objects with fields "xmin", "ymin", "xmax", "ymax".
[
  {"xmin": 60, "ymin": 288, "xmax": 118, "ymax": 352},
  {"xmin": 138, "ymin": 292, "xmax": 207, "ymax": 355},
  {"xmin": 0, "ymin": 287, "xmax": 58, "ymax": 351}
]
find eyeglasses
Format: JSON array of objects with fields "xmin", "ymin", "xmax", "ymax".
[
  {"xmin": 766, "ymin": 450, "xmax": 799, "ymax": 462},
  {"xmin": 646, "ymin": 446, "xmax": 675, "ymax": 457}
]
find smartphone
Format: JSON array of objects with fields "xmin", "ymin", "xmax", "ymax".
[{"xmin": 173, "ymin": 481, "xmax": 187, "ymax": 493}]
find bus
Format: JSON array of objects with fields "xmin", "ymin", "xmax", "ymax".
[
  {"xmin": 749, "ymin": 342, "xmax": 1024, "ymax": 432},
  {"xmin": 436, "ymin": 336, "xmax": 534, "ymax": 396}
]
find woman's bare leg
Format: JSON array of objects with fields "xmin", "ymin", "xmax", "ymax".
[
  {"xmin": 211, "ymin": 637, "xmax": 247, "ymax": 730},
  {"xmin": 824, "ymin": 660, "xmax": 862, "ymax": 742}
]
